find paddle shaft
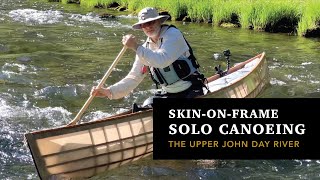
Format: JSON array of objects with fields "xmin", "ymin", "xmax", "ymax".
[{"xmin": 68, "ymin": 46, "xmax": 127, "ymax": 126}]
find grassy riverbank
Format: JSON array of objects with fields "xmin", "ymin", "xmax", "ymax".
[{"xmin": 63, "ymin": 0, "xmax": 320, "ymax": 37}]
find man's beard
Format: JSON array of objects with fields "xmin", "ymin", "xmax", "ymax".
[{"xmin": 148, "ymin": 26, "xmax": 161, "ymax": 39}]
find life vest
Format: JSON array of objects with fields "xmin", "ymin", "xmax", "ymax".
[{"xmin": 149, "ymin": 25, "xmax": 201, "ymax": 86}]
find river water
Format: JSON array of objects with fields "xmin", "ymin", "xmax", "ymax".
[{"xmin": 1, "ymin": 0, "xmax": 320, "ymax": 179}]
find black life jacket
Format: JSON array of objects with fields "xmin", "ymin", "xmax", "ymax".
[{"xmin": 148, "ymin": 25, "xmax": 201, "ymax": 87}]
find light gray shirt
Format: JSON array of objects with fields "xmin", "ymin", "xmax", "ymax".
[{"xmin": 109, "ymin": 26, "xmax": 192, "ymax": 99}]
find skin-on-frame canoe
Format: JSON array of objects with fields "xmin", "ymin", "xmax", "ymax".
[{"xmin": 25, "ymin": 52, "xmax": 269, "ymax": 179}]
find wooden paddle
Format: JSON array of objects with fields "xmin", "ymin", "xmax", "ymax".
[{"xmin": 68, "ymin": 46, "xmax": 127, "ymax": 126}]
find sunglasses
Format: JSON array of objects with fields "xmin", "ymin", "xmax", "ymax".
[{"xmin": 140, "ymin": 20, "xmax": 157, "ymax": 28}]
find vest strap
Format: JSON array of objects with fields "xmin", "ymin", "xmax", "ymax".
[{"xmin": 148, "ymin": 25, "xmax": 203, "ymax": 87}]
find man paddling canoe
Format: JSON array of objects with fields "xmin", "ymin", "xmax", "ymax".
[{"xmin": 91, "ymin": 7, "xmax": 207, "ymax": 106}]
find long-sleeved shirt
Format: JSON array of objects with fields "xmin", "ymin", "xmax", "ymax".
[{"xmin": 109, "ymin": 25, "xmax": 192, "ymax": 99}]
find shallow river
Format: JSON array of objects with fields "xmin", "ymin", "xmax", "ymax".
[{"xmin": 1, "ymin": 0, "xmax": 320, "ymax": 179}]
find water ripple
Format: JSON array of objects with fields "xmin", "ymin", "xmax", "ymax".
[
  {"xmin": 67, "ymin": 12, "xmax": 131, "ymax": 28},
  {"xmin": 0, "ymin": 62, "xmax": 41, "ymax": 85},
  {"xmin": 34, "ymin": 85, "xmax": 79, "ymax": 98},
  {"xmin": 8, "ymin": 9, "xmax": 63, "ymax": 25},
  {"xmin": 0, "ymin": 95, "xmax": 71, "ymax": 128},
  {"xmin": 270, "ymin": 78, "xmax": 287, "ymax": 86},
  {"xmin": 7, "ymin": 8, "xmax": 132, "ymax": 28}
]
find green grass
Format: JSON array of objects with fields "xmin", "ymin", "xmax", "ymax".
[
  {"xmin": 74, "ymin": 0, "xmax": 320, "ymax": 36},
  {"xmin": 298, "ymin": 0, "xmax": 320, "ymax": 36}
]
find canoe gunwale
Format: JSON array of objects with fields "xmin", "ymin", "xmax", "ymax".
[{"xmin": 25, "ymin": 109, "xmax": 153, "ymax": 136}]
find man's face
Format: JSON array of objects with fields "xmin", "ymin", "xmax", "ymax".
[{"xmin": 141, "ymin": 19, "xmax": 161, "ymax": 39}]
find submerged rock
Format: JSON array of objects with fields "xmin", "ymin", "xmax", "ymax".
[
  {"xmin": 220, "ymin": 22, "xmax": 240, "ymax": 28},
  {"xmin": 99, "ymin": 13, "xmax": 115, "ymax": 20},
  {"xmin": 17, "ymin": 56, "xmax": 32, "ymax": 63},
  {"xmin": 213, "ymin": 53, "xmax": 221, "ymax": 60},
  {"xmin": 0, "ymin": 44, "xmax": 9, "ymax": 52}
]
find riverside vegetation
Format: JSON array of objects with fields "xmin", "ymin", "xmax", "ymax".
[{"xmin": 56, "ymin": 0, "xmax": 320, "ymax": 37}]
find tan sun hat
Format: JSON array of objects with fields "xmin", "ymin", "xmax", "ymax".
[{"xmin": 132, "ymin": 7, "xmax": 169, "ymax": 30}]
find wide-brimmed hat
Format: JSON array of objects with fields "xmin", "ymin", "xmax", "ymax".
[{"xmin": 132, "ymin": 7, "xmax": 169, "ymax": 30}]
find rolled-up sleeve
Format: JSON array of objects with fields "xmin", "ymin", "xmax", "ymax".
[
  {"xmin": 109, "ymin": 59, "xmax": 146, "ymax": 99},
  {"xmin": 136, "ymin": 28, "xmax": 189, "ymax": 68}
]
